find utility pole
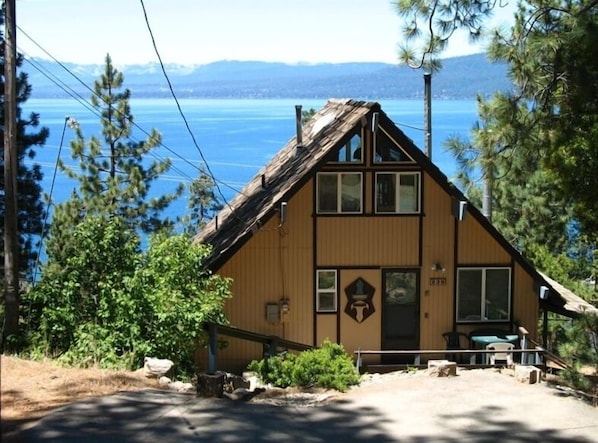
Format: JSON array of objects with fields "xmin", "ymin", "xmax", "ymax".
[
  {"xmin": 424, "ymin": 71, "xmax": 432, "ymax": 160},
  {"xmin": 3, "ymin": 0, "xmax": 19, "ymax": 351}
]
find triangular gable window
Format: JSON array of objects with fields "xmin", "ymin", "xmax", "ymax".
[
  {"xmin": 374, "ymin": 128, "xmax": 414, "ymax": 163},
  {"xmin": 332, "ymin": 132, "xmax": 362, "ymax": 163}
]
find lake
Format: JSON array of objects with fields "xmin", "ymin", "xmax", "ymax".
[{"xmin": 23, "ymin": 98, "xmax": 480, "ymax": 220}]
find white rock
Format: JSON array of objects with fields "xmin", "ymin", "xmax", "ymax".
[
  {"xmin": 169, "ymin": 381, "xmax": 194, "ymax": 393},
  {"xmin": 143, "ymin": 357, "xmax": 174, "ymax": 378},
  {"xmin": 159, "ymin": 376, "xmax": 172, "ymax": 386}
]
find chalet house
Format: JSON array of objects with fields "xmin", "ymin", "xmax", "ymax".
[{"xmin": 195, "ymin": 99, "xmax": 596, "ymax": 373}]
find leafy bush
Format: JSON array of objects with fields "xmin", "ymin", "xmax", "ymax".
[
  {"xmin": 23, "ymin": 216, "xmax": 232, "ymax": 377},
  {"xmin": 247, "ymin": 340, "xmax": 360, "ymax": 392}
]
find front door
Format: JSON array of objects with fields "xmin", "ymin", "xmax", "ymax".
[{"xmin": 382, "ymin": 269, "xmax": 420, "ymax": 362}]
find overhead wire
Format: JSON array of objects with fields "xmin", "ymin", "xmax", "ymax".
[
  {"xmin": 138, "ymin": 0, "xmax": 236, "ymax": 210},
  {"xmin": 18, "ymin": 25, "xmax": 251, "ymax": 194}
]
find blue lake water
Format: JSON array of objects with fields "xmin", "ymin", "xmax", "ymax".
[{"xmin": 23, "ymin": 98, "xmax": 480, "ymax": 221}]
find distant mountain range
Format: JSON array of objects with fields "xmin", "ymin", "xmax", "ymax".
[{"xmin": 25, "ymin": 53, "xmax": 511, "ymax": 100}]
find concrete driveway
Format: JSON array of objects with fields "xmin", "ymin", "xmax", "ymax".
[{"xmin": 16, "ymin": 368, "xmax": 598, "ymax": 442}]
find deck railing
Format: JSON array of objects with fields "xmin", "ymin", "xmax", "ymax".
[
  {"xmin": 354, "ymin": 347, "xmax": 547, "ymax": 373},
  {"xmin": 203, "ymin": 322, "xmax": 313, "ymax": 374}
]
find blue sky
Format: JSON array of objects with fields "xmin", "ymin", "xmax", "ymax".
[{"xmin": 16, "ymin": 0, "xmax": 514, "ymax": 66}]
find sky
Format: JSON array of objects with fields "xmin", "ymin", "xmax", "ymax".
[{"xmin": 16, "ymin": 0, "xmax": 515, "ymax": 66}]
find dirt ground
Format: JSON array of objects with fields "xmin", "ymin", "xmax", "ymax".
[{"xmin": 0, "ymin": 355, "xmax": 160, "ymax": 437}]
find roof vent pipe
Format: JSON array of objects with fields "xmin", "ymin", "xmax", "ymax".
[
  {"xmin": 371, "ymin": 112, "xmax": 379, "ymax": 133},
  {"xmin": 295, "ymin": 105, "xmax": 303, "ymax": 148}
]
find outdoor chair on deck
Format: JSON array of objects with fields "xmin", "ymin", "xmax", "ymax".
[
  {"xmin": 442, "ymin": 331, "xmax": 469, "ymax": 363},
  {"xmin": 485, "ymin": 342, "xmax": 514, "ymax": 366}
]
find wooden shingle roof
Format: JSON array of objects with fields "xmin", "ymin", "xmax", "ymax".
[{"xmin": 195, "ymin": 99, "xmax": 382, "ymax": 269}]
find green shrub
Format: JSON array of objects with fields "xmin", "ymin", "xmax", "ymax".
[
  {"xmin": 247, "ymin": 340, "xmax": 360, "ymax": 392},
  {"xmin": 23, "ymin": 217, "xmax": 232, "ymax": 378}
]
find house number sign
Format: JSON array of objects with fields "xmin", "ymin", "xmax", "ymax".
[{"xmin": 429, "ymin": 277, "xmax": 447, "ymax": 286}]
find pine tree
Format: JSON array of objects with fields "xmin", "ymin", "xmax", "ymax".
[
  {"xmin": 180, "ymin": 172, "xmax": 222, "ymax": 237},
  {"xmin": 0, "ymin": 9, "xmax": 49, "ymax": 279},
  {"xmin": 47, "ymin": 54, "xmax": 182, "ymax": 260}
]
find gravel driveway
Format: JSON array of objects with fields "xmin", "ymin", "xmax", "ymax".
[{"xmin": 18, "ymin": 367, "xmax": 598, "ymax": 442}]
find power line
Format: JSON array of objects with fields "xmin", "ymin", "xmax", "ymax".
[
  {"xmin": 18, "ymin": 23, "xmax": 253, "ymax": 198},
  {"xmin": 138, "ymin": 0, "xmax": 234, "ymax": 209}
]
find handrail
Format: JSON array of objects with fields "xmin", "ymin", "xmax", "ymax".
[
  {"xmin": 203, "ymin": 322, "xmax": 313, "ymax": 374},
  {"xmin": 354, "ymin": 348, "xmax": 545, "ymax": 372}
]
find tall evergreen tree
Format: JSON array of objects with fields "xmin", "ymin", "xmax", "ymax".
[
  {"xmin": 395, "ymin": 0, "xmax": 598, "ymax": 269},
  {"xmin": 0, "ymin": 8, "xmax": 49, "ymax": 279},
  {"xmin": 180, "ymin": 172, "xmax": 221, "ymax": 237},
  {"xmin": 46, "ymin": 54, "xmax": 182, "ymax": 260}
]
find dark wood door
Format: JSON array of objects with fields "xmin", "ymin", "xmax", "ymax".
[{"xmin": 382, "ymin": 269, "xmax": 420, "ymax": 363}]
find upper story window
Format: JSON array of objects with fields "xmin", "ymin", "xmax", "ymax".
[
  {"xmin": 317, "ymin": 172, "xmax": 362, "ymax": 214},
  {"xmin": 375, "ymin": 172, "xmax": 420, "ymax": 214},
  {"xmin": 333, "ymin": 132, "xmax": 362, "ymax": 163},
  {"xmin": 456, "ymin": 267, "xmax": 511, "ymax": 322},
  {"xmin": 374, "ymin": 129, "xmax": 413, "ymax": 163}
]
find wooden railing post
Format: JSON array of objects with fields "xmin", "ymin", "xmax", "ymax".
[
  {"xmin": 518, "ymin": 326, "xmax": 529, "ymax": 364},
  {"xmin": 208, "ymin": 323, "xmax": 218, "ymax": 374}
]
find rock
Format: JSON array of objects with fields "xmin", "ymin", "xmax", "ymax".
[
  {"xmin": 169, "ymin": 381, "xmax": 194, "ymax": 393},
  {"xmin": 427, "ymin": 359, "xmax": 457, "ymax": 377},
  {"xmin": 225, "ymin": 374, "xmax": 251, "ymax": 393},
  {"xmin": 159, "ymin": 376, "xmax": 172, "ymax": 387},
  {"xmin": 514, "ymin": 365, "xmax": 541, "ymax": 384},
  {"xmin": 143, "ymin": 357, "xmax": 174, "ymax": 378}
]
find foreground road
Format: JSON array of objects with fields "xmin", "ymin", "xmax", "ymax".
[{"xmin": 16, "ymin": 369, "xmax": 598, "ymax": 442}]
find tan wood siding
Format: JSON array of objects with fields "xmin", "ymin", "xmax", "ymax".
[
  {"xmin": 458, "ymin": 214, "xmax": 510, "ymax": 264},
  {"xmin": 513, "ymin": 264, "xmax": 540, "ymax": 342},
  {"xmin": 316, "ymin": 315, "xmax": 337, "ymax": 345},
  {"xmin": 421, "ymin": 175, "xmax": 456, "ymax": 350},
  {"xmin": 316, "ymin": 217, "xmax": 420, "ymax": 266},
  {"xmin": 339, "ymin": 269, "xmax": 381, "ymax": 366},
  {"xmin": 202, "ymin": 182, "xmax": 314, "ymax": 372}
]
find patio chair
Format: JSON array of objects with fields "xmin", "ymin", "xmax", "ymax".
[
  {"xmin": 442, "ymin": 331, "xmax": 469, "ymax": 363},
  {"xmin": 485, "ymin": 342, "xmax": 514, "ymax": 366}
]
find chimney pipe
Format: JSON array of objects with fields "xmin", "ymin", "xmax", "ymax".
[{"xmin": 295, "ymin": 105, "xmax": 303, "ymax": 148}]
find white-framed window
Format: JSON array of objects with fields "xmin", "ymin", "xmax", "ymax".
[
  {"xmin": 316, "ymin": 270, "xmax": 337, "ymax": 312},
  {"xmin": 375, "ymin": 172, "xmax": 420, "ymax": 213},
  {"xmin": 333, "ymin": 132, "xmax": 362, "ymax": 163},
  {"xmin": 456, "ymin": 267, "xmax": 511, "ymax": 322},
  {"xmin": 374, "ymin": 129, "xmax": 413, "ymax": 163},
  {"xmin": 317, "ymin": 172, "xmax": 362, "ymax": 214}
]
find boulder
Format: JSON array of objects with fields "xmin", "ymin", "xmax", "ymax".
[
  {"xmin": 143, "ymin": 357, "xmax": 174, "ymax": 378},
  {"xmin": 169, "ymin": 381, "xmax": 194, "ymax": 393},
  {"xmin": 427, "ymin": 359, "xmax": 457, "ymax": 377}
]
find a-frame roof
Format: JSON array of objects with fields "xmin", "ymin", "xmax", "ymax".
[
  {"xmin": 195, "ymin": 98, "xmax": 595, "ymax": 318},
  {"xmin": 195, "ymin": 99, "xmax": 382, "ymax": 269}
]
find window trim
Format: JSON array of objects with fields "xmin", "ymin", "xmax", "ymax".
[
  {"xmin": 329, "ymin": 131, "xmax": 363, "ymax": 164},
  {"xmin": 456, "ymin": 267, "xmax": 512, "ymax": 323},
  {"xmin": 316, "ymin": 172, "xmax": 363, "ymax": 214},
  {"xmin": 374, "ymin": 171, "xmax": 421, "ymax": 214},
  {"xmin": 316, "ymin": 269, "xmax": 338, "ymax": 313},
  {"xmin": 373, "ymin": 127, "xmax": 415, "ymax": 164}
]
